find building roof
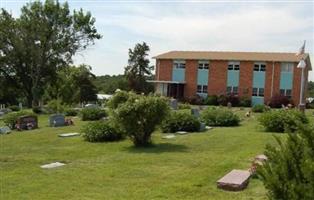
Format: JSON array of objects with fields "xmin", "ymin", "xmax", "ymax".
[{"xmin": 153, "ymin": 50, "xmax": 309, "ymax": 63}]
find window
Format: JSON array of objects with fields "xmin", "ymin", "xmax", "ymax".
[
  {"xmin": 281, "ymin": 63, "xmax": 294, "ymax": 72},
  {"xmin": 254, "ymin": 62, "xmax": 266, "ymax": 71},
  {"xmin": 228, "ymin": 61, "xmax": 240, "ymax": 71},
  {"xmin": 197, "ymin": 85, "xmax": 208, "ymax": 94},
  {"xmin": 173, "ymin": 60, "xmax": 185, "ymax": 69},
  {"xmin": 198, "ymin": 60, "xmax": 209, "ymax": 69},
  {"xmin": 226, "ymin": 86, "xmax": 238, "ymax": 95},
  {"xmin": 280, "ymin": 89, "xmax": 292, "ymax": 97},
  {"xmin": 252, "ymin": 88, "xmax": 264, "ymax": 97}
]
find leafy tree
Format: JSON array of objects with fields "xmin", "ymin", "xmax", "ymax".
[
  {"xmin": 308, "ymin": 81, "xmax": 314, "ymax": 97},
  {"xmin": 258, "ymin": 125, "xmax": 314, "ymax": 200},
  {"xmin": 93, "ymin": 75, "xmax": 129, "ymax": 94},
  {"xmin": 124, "ymin": 42, "xmax": 154, "ymax": 94},
  {"xmin": 0, "ymin": 0, "xmax": 101, "ymax": 107},
  {"xmin": 112, "ymin": 93, "xmax": 169, "ymax": 146}
]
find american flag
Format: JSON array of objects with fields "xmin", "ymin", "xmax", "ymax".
[{"xmin": 296, "ymin": 40, "xmax": 306, "ymax": 56}]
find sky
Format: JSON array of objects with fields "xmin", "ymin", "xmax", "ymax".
[{"xmin": 1, "ymin": 0, "xmax": 314, "ymax": 80}]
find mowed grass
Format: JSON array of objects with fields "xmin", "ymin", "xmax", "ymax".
[{"xmin": 0, "ymin": 109, "xmax": 295, "ymax": 200}]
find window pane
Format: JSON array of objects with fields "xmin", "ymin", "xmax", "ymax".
[
  {"xmin": 198, "ymin": 63, "xmax": 203, "ymax": 69},
  {"xmin": 204, "ymin": 63, "xmax": 209, "ymax": 69},
  {"xmin": 180, "ymin": 63, "xmax": 185, "ymax": 69},
  {"xmin": 280, "ymin": 89, "xmax": 285, "ymax": 95},
  {"xmin": 227, "ymin": 86, "xmax": 232, "ymax": 94},
  {"xmin": 234, "ymin": 65, "xmax": 240, "ymax": 70},
  {"xmin": 259, "ymin": 88, "xmax": 264, "ymax": 97},
  {"xmin": 260, "ymin": 65, "xmax": 266, "ymax": 71},
  {"xmin": 197, "ymin": 85, "xmax": 202, "ymax": 93},
  {"xmin": 174, "ymin": 63, "xmax": 178, "ymax": 68},
  {"xmin": 252, "ymin": 88, "xmax": 258, "ymax": 96},
  {"xmin": 228, "ymin": 65, "xmax": 233, "ymax": 70},
  {"xmin": 203, "ymin": 85, "xmax": 208, "ymax": 93},
  {"xmin": 233, "ymin": 87, "xmax": 238, "ymax": 94},
  {"xmin": 254, "ymin": 64, "xmax": 260, "ymax": 71},
  {"xmin": 286, "ymin": 89, "xmax": 292, "ymax": 97}
]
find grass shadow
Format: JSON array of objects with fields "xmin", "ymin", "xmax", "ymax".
[{"xmin": 124, "ymin": 142, "xmax": 189, "ymax": 154}]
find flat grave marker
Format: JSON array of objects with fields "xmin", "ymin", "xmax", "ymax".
[{"xmin": 217, "ymin": 169, "xmax": 251, "ymax": 191}]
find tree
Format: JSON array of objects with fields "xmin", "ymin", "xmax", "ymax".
[
  {"xmin": 124, "ymin": 42, "xmax": 154, "ymax": 94},
  {"xmin": 0, "ymin": 0, "xmax": 101, "ymax": 107},
  {"xmin": 44, "ymin": 64, "xmax": 98, "ymax": 105},
  {"xmin": 112, "ymin": 92, "xmax": 169, "ymax": 146},
  {"xmin": 258, "ymin": 125, "xmax": 314, "ymax": 199},
  {"xmin": 308, "ymin": 81, "xmax": 314, "ymax": 97},
  {"xmin": 93, "ymin": 74, "xmax": 129, "ymax": 94}
]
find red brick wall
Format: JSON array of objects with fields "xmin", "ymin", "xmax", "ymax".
[
  {"xmin": 184, "ymin": 60, "xmax": 197, "ymax": 98},
  {"xmin": 157, "ymin": 59, "xmax": 172, "ymax": 81},
  {"xmin": 208, "ymin": 60, "xmax": 227, "ymax": 95},
  {"xmin": 239, "ymin": 61, "xmax": 253, "ymax": 98},
  {"xmin": 264, "ymin": 62, "xmax": 281, "ymax": 103}
]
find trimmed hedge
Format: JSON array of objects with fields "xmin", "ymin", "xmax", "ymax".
[
  {"xmin": 252, "ymin": 104, "xmax": 268, "ymax": 113},
  {"xmin": 258, "ymin": 109, "xmax": 308, "ymax": 133},
  {"xmin": 82, "ymin": 121, "xmax": 124, "ymax": 142},
  {"xmin": 201, "ymin": 107, "xmax": 240, "ymax": 126},
  {"xmin": 161, "ymin": 111, "xmax": 200, "ymax": 133},
  {"xmin": 80, "ymin": 108, "xmax": 107, "ymax": 121}
]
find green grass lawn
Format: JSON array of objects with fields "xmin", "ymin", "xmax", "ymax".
[{"xmin": 0, "ymin": 109, "xmax": 291, "ymax": 200}]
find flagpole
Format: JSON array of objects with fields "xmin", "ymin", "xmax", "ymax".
[{"xmin": 297, "ymin": 40, "xmax": 306, "ymax": 112}]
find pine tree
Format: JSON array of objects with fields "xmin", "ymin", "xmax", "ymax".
[{"xmin": 258, "ymin": 125, "xmax": 314, "ymax": 199}]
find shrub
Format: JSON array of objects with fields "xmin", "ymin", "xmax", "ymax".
[
  {"xmin": 268, "ymin": 94, "xmax": 293, "ymax": 108},
  {"xmin": 201, "ymin": 107, "xmax": 240, "ymax": 126},
  {"xmin": 112, "ymin": 94, "xmax": 169, "ymax": 146},
  {"xmin": 161, "ymin": 111, "xmax": 201, "ymax": 133},
  {"xmin": 252, "ymin": 104, "xmax": 268, "ymax": 113},
  {"xmin": 47, "ymin": 99, "xmax": 66, "ymax": 113},
  {"xmin": 204, "ymin": 95, "xmax": 218, "ymax": 105},
  {"xmin": 239, "ymin": 96, "xmax": 251, "ymax": 107},
  {"xmin": 178, "ymin": 103, "xmax": 191, "ymax": 110},
  {"xmin": 82, "ymin": 121, "xmax": 123, "ymax": 142},
  {"xmin": 3, "ymin": 111, "xmax": 36, "ymax": 129},
  {"xmin": 257, "ymin": 125, "xmax": 314, "ymax": 199},
  {"xmin": 185, "ymin": 94, "xmax": 203, "ymax": 105},
  {"xmin": 80, "ymin": 108, "xmax": 107, "ymax": 121},
  {"xmin": 32, "ymin": 106, "xmax": 43, "ymax": 114},
  {"xmin": 217, "ymin": 94, "xmax": 239, "ymax": 107},
  {"xmin": 258, "ymin": 109, "xmax": 308, "ymax": 133},
  {"xmin": 8, "ymin": 105, "xmax": 20, "ymax": 111},
  {"xmin": 107, "ymin": 90, "xmax": 134, "ymax": 109},
  {"xmin": 64, "ymin": 108, "xmax": 78, "ymax": 116}
]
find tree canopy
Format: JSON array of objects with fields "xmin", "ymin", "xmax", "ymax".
[{"xmin": 0, "ymin": 0, "xmax": 101, "ymax": 107}]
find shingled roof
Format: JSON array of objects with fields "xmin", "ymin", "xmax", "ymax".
[{"xmin": 153, "ymin": 51, "xmax": 309, "ymax": 63}]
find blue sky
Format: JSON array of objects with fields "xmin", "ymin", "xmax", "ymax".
[{"xmin": 1, "ymin": 0, "xmax": 313, "ymax": 79}]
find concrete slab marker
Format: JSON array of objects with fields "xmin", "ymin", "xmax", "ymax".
[
  {"xmin": 58, "ymin": 132, "xmax": 80, "ymax": 137},
  {"xmin": 217, "ymin": 169, "xmax": 251, "ymax": 191},
  {"xmin": 40, "ymin": 162, "xmax": 66, "ymax": 169}
]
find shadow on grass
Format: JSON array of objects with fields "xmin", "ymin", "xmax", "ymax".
[{"xmin": 124, "ymin": 142, "xmax": 189, "ymax": 154}]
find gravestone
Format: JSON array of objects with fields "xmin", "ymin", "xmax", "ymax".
[
  {"xmin": 40, "ymin": 162, "xmax": 66, "ymax": 169},
  {"xmin": 191, "ymin": 108, "xmax": 200, "ymax": 118},
  {"xmin": 199, "ymin": 122, "xmax": 206, "ymax": 132},
  {"xmin": 49, "ymin": 114, "xmax": 65, "ymax": 127},
  {"xmin": 0, "ymin": 126, "xmax": 11, "ymax": 134},
  {"xmin": 162, "ymin": 134, "xmax": 176, "ymax": 139},
  {"xmin": 16, "ymin": 115, "xmax": 38, "ymax": 130},
  {"xmin": 217, "ymin": 169, "xmax": 251, "ymax": 191},
  {"xmin": 58, "ymin": 132, "xmax": 80, "ymax": 137},
  {"xmin": 170, "ymin": 99, "xmax": 178, "ymax": 110}
]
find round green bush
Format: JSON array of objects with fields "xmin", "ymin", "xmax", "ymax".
[
  {"xmin": 3, "ymin": 111, "xmax": 36, "ymax": 129},
  {"xmin": 252, "ymin": 104, "xmax": 268, "ymax": 113},
  {"xmin": 82, "ymin": 121, "xmax": 123, "ymax": 142},
  {"xmin": 107, "ymin": 91, "xmax": 135, "ymax": 109},
  {"xmin": 80, "ymin": 108, "xmax": 107, "ymax": 121},
  {"xmin": 8, "ymin": 105, "xmax": 20, "ymax": 112},
  {"xmin": 161, "ymin": 111, "xmax": 201, "ymax": 133},
  {"xmin": 204, "ymin": 95, "xmax": 218, "ymax": 105},
  {"xmin": 64, "ymin": 108, "xmax": 78, "ymax": 116},
  {"xmin": 32, "ymin": 106, "xmax": 43, "ymax": 114},
  {"xmin": 200, "ymin": 107, "xmax": 240, "ymax": 126},
  {"xmin": 258, "ymin": 109, "xmax": 308, "ymax": 133},
  {"xmin": 178, "ymin": 103, "xmax": 191, "ymax": 110}
]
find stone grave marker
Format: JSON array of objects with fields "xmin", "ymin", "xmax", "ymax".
[
  {"xmin": 217, "ymin": 169, "xmax": 251, "ymax": 191},
  {"xmin": 49, "ymin": 114, "xmax": 65, "ymax": 127},
  {"xmin": 162, "ymin": 134, "xmax": 176, "ymax": 139},
  {"xmin": 191, "ymin": 108, "xmax": 200, "ymax": 118},
  {"xmin": 0, "ymin": 126, "xmax": 11, "ymax": 134},
  {"xmin": 40, "ymin": 162, "xmax": 66, "ymax": 169},
  {"xmin": 169, "ymin": 99, "xmax": 178, "ymax": 110},
  {"xmin": 16, "ymin": 115, "xmax": 38, "ymax": 130},
  {"xmin": 199, "ymin": 122, "xmax": 206, "ymax": 132},
  {"xmin": 58, "ymin": 133, "xmax": 80, "ymax": 138}
]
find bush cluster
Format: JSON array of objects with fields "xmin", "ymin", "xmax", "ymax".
[
  {"xmin": 107, "ymin": 90, "xmax": 135, "ymax": 109},
  {"xmin": 46, "ymin": 99, "xmax": 66, "ymax": 113},
  {"xmin": 178, "ymin": 103, "xmax": 191, "ymax": 110},
  {"xmin": 8, "ymin": 105, "xmax": 20, "ymax": 112},
  {"xmin": 268, "ymin": 95, "xmax": 293, "ymax": 108},
  {"xmin": 82, "ymin": 121, "xmax": 123, "ymax": 142},
  {"xmin": 258, "ymin": 109, "xmax": 308, "ymax": 133},
  {"xmin": 239, "ymin": 96, "xmax": 251, "ymax": 107},
  {"xmin": 204, "ymin": 95, "xmax": 218, "ymax": 105},
  {"xmin": 217, "ymin": 94, "xmax": 239, "ymax": 107},
  {"xmin": 161, "ymin": 111, "xmax": 200, "ymax": 133},
  {"xmin": 80, "ymin": 108, "xmax": 107, "ymax": 121},
  {"xmin": 201, "ymin": 107, "xmax": 240, "ymax": 126},
  {"xmin": 252, "ymin": 104, "xmax": 269, "ymax": 113},
  {"xmin": 3, "ymin": 111, "xmax": 36, "ymax": 129}
]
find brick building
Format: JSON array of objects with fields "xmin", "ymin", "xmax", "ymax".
[{"xmin": 152, "ymin": 51, "xmax": 312, "ymax": 106}]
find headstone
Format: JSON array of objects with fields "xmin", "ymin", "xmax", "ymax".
[
  {"xmin": 58, "ymin": 133, "xmax": 80, "ymax": 137},
  {"xmin": 162, "ymin": 134, "xmax": 176, "ymax": 139},
  {"xmin": 170, "ymin": 99, "xmax": 178, "ymax": 110},
  {"xmin": 199, "ymin": 122, "xmax": 206, "ymax": 132},
  {"xmin": 19, "ymin": 102, "xmax": 23, "ymax": 110},
  {"xmin": 205, "ymin": 126, "xmax": 213, "ymax": 130},
  {"xmin": 227, "ymin": 102, "xmax": 232, "ymax": 109},
  {"xmin": 0, "ymin": 126, "xmax": 11, "ymax": 134},
  {"xmin": 250, "ymin": 154, "xmax": 268, "ymax": 175},
  {"xmin": 40, "ymin": 162, "xmax": 66, "ymax": 169},
  {"xmin": 217, "ymin": 169, "xmax": 251, "ymax": 191},
  {"xmin": 49, "ymin": 114, "xmax": 65, "ymax": 127},
  {"xmin": 176, "ymin": 131, "xmax": 188, "ymax": 135},
  {"xmin": 191, "ymin": 108, "xmax": 200, "ymax": 118},
  {"xmin": 16, "ymin": 115, "xmax": 38, "ymax": 130}
]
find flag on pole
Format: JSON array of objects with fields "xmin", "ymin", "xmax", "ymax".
[
  {"xmin": 296, "ymin": 40, "xmax": 306, "ymax": 56},
  {"xmin": 297, "ymin": 59, "xmax": 306, "ymax": 69}
]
